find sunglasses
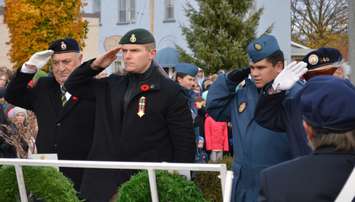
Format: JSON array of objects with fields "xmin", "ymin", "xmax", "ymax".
[{"xmin": 303, "ymin": 67, "xmax": 338, "ymax": 81}]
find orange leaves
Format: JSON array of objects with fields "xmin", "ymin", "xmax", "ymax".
[{"xmin": 4, "ymin": 0, "xmax": 88, "ymax": 69}]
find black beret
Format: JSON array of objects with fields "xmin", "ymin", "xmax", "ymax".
[
  {"xmin": 48, "ymin": 38, "xmax": 80, "ymax": 54},
  {"xmin": 302, "ymin": 47, "xmax": 342, "ymax": 70},
  {"xmin": 119, "ymin": 28, "xmax": 155, "ymax": 44},
  {"xmin": 300, "ymin": 75, "xmax": 355, "ymax": 133}
]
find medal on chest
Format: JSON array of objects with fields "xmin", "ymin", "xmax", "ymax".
[{"xmin": 137, "ymin": 96, "xmax": 146, "ymax": 118}]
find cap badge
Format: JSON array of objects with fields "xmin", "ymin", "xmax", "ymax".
[
  {"xmin": 308, "ymin": 54, "xmax": 319, "ymax": 65},
  {"xmin": 130, "ymin": 34, "xmax": 137, "ymax": 43},
  {"xmin": 238, "ymin": 102, "xmax": 247, "ymax": 113},
  {"xmin": 254, "ymin": 43, "xmax": 262, "ymax": 51},
  {"xmin": 60, "ymin": 41, "xmax": 67, "ymax": 50}
]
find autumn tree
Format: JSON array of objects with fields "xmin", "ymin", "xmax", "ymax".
[
  {"xmin": 291, "ymin": 0, "xmax": 348, "ymax": 53},
  {"xmin": 178, "ymin": 0, "xmax": 263, "ymax": 74},
  {"xmin": 4, "ymin": 0, "xmax": 88, "ymax": 69}
]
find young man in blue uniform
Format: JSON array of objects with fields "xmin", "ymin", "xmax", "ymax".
[
  {"xmin": 255, "ymin": 48, "xmax": 343, "ymax": 157},
  {"xmin": 206, "ymin": 35, "xmax": 307, "ymax": 202},
  {"xmin": 259, "ymin": 76, "xmax": 355, "ymax": 202}
]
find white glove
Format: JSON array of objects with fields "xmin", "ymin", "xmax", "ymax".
[
  {"xmin": 272, "ymin": 61, "xmax": 308, "ymax": 92},
  {"xmin": 21, "ymin": 50, "xmax": 54, "ymax": 73}
]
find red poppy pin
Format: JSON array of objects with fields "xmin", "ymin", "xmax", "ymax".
[
  {"xmin": 27, "ymin": 80, "xmax": 35, "ymax": 88},
  {"xmin": 72, "ymin": 96, "xmax": 79, "ymax": 102},
  {"xmin": 140, "ymin": 84, "xmax": 150, "ymax": 92}
]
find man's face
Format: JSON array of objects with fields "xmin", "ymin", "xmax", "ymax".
[
  {"xmin": 122, "ymin": 44, "xmax": 156, "ymax": 73},
  {"xmin": 0, "ymin": 75, "xmax": 8, "ymax": 88},
  {"xmin": 51, "ymin": 52, "xmax": 82, "ymax": 85},
  {"xmin": 250, "ymin": 59, "xmax": 283, "ymax": 88},
  {"xmin": 177, "ymin": 75, "xmax": 196, "ymax": 90}
]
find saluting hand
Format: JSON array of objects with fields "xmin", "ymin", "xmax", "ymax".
[
  {"xmin": 21, "ymin": 50, "xmax": 54, "ymax": 74},
  {"xmin": 91, "ymin": 46, "xmax": 122, "ymax": 70},
  {"xmin": 272, "ymin": 61, "xmax": 308, "ymax": 92}
]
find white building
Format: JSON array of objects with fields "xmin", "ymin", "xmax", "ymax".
[{"xmin": 99, "ymin": 0, "xmax": 291, "ymax": 72}]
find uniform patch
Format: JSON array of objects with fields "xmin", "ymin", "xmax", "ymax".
[{"xmin": 238, "ymin": 102, "xmax": 247, "ymax": 113}]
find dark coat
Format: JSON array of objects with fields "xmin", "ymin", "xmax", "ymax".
[
  {"xmin": 259, "ymin": 146, "xmax": 355, "ymax": 202},
  {"xmin": 65, "ymin": 60, "xmax": 195, "ymax": 202},
  {"xmin": 5, "ymin": 70, "xmax": 95, "ymax": 191},
  {"xmin": 255, "ymin": 82, "xmax": 312, "ymax": 157}
]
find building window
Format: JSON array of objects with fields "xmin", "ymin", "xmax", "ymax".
[
  {"xmin": 164, "ymin": 0, "xmax": 175, "ymax": 22},
  {"xmin": 118, "ymin": 0, "xmax": 136, "ymax": 24}
]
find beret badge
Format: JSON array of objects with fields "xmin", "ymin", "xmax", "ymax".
[
  {"xmin": 130, "ymin": 34, "xmax": 137, "ymax": 43},
  {"xmin": 254, "ymin": 43, "xmax": 262, "ymax": 51},
  {"xmin": 60, "ymin": 41, "xmax": 67, "ymax": 50},
  {"xmin": 308, "ymin": 54, "xmax": 319, "ymax": 65}
]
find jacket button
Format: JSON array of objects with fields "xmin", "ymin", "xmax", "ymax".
[{"xmin": 56, "ymin": 123, "xmax": 61, "ymax": 126}]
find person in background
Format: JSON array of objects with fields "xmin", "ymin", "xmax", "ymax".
[
  {"xmin": 5, "ymin": 38, "xmax": 95, "ymax": 191},
  {"xmin": 259, "ymin": 76, "xmax": 355, "ymax": 202},
  {"xmin": 207, "ymin": 34, "xmax": 307, "ymax": 202}
]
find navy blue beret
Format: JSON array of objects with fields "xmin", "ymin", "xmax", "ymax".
[
  {"xmin": 175, "ymin": 63, "xmax": 198, "ymax": 77},
  {"xmin": 48, "ymin": 38, "xmax": 80, "ymax": 54},
  {"xmin": 247, "ymin": 34, "xmax": 280, "ymax": 63},
  {"xmin": 303, "ymin": 47, "xmax": 342, "ymax": 70},
  {"xmin": 119, "ymin": 28, "xmax": 155, "ymax": 44},
  {"xmin": 300, "ymin": 76, "xmax": 355, "ymax": 133}
]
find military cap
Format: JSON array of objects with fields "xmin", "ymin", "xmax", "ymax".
[
  {"xmin": 300, "ymin": 75, "xmax": 355, "ymax": 133},
  {"xmin": 247, "ymin": 34, "xmax": 281, "ymax": 63},
  {"xmin": 175, "ymin": 63, "xmax": 198, "ymax": 77},
  {"xmin": 303, "ymin": 47, "xmax": 342, "ymax": 70},
  {"xmin": 119, "ymin": 28, "xmax": 155, "ymax": 44},
  {"xmin": 48, "ymin": 38, "xmax": 80, "ymax": 54}
]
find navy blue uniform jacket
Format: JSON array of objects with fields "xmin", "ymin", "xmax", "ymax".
[
  {"xmin": 260, "ymin": 146, "xmax": 355, "ymax": 202},
  {"xmin": 255, "ymin": 82, "xmax": 312, "ymax": 157}
]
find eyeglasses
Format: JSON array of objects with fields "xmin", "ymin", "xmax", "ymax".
[{"xmin": 303, "ymin": 67, "xmax": 338, "ymax": 81}]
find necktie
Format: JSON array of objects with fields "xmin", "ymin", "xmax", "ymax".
[{"xmin": 60, "ymin": 87, "xmax": 67, "ymax": 106}]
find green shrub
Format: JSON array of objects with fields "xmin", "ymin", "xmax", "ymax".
[
  {"xmin": 0, "ymin": 166, "xmax": 80, "ymax": 202},
  {"xmin": 116, "ymin": 170, "xmax": 207, "ymax": 202},
  {"xmin": 193, "ymin": 155, "xmax": 233, "ymax": 202}
]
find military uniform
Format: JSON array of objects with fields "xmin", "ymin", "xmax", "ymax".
[
  {"xmin": 255, "ymin": 48, "xmax": 344, "ymax": 157},
  {"xmin": 65, "ymin": 29, "xmax": 195, "ymax": 202},
  {"xmin": 5, "ymin": 38, "xmax": 95, "ymax": 191},
  {"xmin": 207, "ymin": 35, "xmax": 296, "ymax": 202},
  {"xmin": 259, "ymin": 76, "xmax": 355, "ymax": 202}
]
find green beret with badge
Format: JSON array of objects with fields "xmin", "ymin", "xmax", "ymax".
[{"xmin": 119, "ymin": 28, "xmax": 155, "ymax": 44}]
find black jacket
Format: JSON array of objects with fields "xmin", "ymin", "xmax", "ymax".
[
  {"xmin": 259, "ymin": 146, "xmax": 355, "ymax": 202},
  {"xmin": 5, "ymin": 69, "xmax": 95, "ymax": 191},
  {"xmin": 65, "ymin": 60, "xmax": 195, "ymax": 202}
]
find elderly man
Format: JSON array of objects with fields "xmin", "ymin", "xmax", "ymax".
[
  {"xmin": 255, "ymin": 47, "xmax": 344, "ymax": 157},
  {"xmin": 65, "ymin": 28, "xmax": 195, "ymax": 202},
  {"xmin": 206, "ymin": 35, "xmax": 307, "ymax": 202},
  {"xmin": 259, "ymin": 76, "xmax": 355, "ymax": 201},
  {"xmin": 5, "ymin": 38, "xmax": 95, "ymax": 191}
]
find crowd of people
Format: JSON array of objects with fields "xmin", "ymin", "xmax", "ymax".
[{"xmin": 0, "ymin": 28, "xmax": 354, "ymax": 202}]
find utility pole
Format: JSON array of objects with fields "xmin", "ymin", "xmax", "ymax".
[
  {"xmin": 350, "ymin": 0, "xmax": 355, "ymax": 83},
  {"xmin": 149, "ymin": 0, "xmax": 155, "ymax": 33}
]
